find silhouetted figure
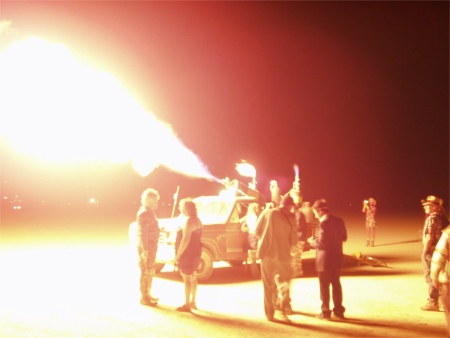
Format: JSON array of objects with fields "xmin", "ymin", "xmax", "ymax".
[{"xmin": 308, "ymin": 199, "xmax": 347, "ymax": 320}]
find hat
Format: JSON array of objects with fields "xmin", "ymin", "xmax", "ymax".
[
  {"xmin": 312, "ymin": 199, "xmax": 329, "ymax": 210},
  {"xmin": 421, "ymin": 195, "xmax": 443, "ymax": 207},
  {"xmin": 280, "ymin": 195, "xmax": 295, "ymax": 207}
]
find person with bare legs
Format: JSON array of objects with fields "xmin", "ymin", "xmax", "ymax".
[{"xmin": 174, "ymin": 199, "xmax": 203, "ymax": 312}]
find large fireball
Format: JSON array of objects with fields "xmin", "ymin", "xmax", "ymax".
[{"xmin": 0, "ymin": 36, "xmax": 214, "ymax": 180}]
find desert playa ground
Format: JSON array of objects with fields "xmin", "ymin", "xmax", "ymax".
[{"xmin": 0, "ymin": 210, "xmax": 449, "ymax": 337}]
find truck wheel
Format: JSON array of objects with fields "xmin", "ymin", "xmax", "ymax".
[{"xmin": 196, "ymin": 249, "xmax": 213, "ymax": 282}]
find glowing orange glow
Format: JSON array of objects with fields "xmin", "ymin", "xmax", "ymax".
[
  {"xmin": 0, "ymin": 37, "xmax": 215, "ymax": 180},
  {"xmin": 235, "ymin": 162, "xmax": 256, "ymax": 178}
]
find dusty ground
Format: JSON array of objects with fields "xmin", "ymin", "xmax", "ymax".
[{"xmin": 0, "ymin": 211, "xmax": 449, "ymax": 337}]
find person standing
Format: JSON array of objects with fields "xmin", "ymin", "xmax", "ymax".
[
  {"xmin": 255, "ymin": 195, "xmax": 298, "ymax": 322},
  {"xmin": 136, "ymin": 188, "xmax": 161, "ymax": 306},
  {"xmin": 431, "ymin": 225, "xmax": 450, "ymax": 336},
  {"xmin": 420, "ymin": 195, "xmax": 445, "ymax": 311},
  {"xmin": 300, "ymin": 201, "xmax": 315, "ymax": 239},
  {"xmin": 269, "ymin": 180, "xmax": 281, "ymax": 207},
  {"xmin": 307, "ymin": 199, "xmax": 347, "ymax": 320},
  {"xmin": 174, "ymin": 198, "xmax": 203, "ymax": 312},
  {"xmin": 240, "ymin": 202, "xmax": 261, "ymax": 276},
  {"xmin": 362, "ymin": 198, "xmax": 377, "ymax": 247},
  {"xmin": 289, "ymin": 190, "xmax": 307, "ymax": 278}
]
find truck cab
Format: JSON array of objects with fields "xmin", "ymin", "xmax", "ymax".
[
  {"xmin": 156, "ymin": 180, "xmax": 267, "ymax": 281},
  {"xmin": 129, "ymin": 179, "xmax": 314, "ymax": 282}
]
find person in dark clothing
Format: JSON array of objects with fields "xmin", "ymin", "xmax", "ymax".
[
  {"xmin": 175, "ymin": 198, "xmax": 203, "ymax": 312},
  {"xmin": 307, "ymin": 199, "xmax": 347, "ymax": 320},
  {"xmin": 136, "ymin": 188, "xmax": 160, "ymax": 306}
]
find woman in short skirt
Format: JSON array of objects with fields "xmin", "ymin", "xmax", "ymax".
[{"xmin": 175, "ymin": 198, "xmax": 203, "ymax": 312}]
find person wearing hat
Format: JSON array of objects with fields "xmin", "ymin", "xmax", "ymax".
[
  {"xmin": 307, "ymin": 199, "xmax": 347, "ymax": 320},
  {"xmin": 254, "ymin": 195, "xmax": 298, "ymax": 322},
  {"xmin": 362, "ymin": 198, "xmax": 377, "ymax": 247},
  {"xmin": 420, "ymin": 195, "xmax": 446, "ymax": 311}
]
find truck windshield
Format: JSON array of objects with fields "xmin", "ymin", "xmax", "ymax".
[{"xmin": 194, "ymin": 198, "xmax": 234, "ymax": 225}]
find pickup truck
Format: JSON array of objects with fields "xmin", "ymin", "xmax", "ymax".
[{"xmin": 129, "ymin": 180, "xmax": 314, "ymax": 282}]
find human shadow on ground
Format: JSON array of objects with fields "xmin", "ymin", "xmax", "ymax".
[
  {"xmin": 375, "ymin": 239, "xmax": 420, "ymax": 246},
  {"xmin": 290, "ymin": 310, "xmax": 446, "ymax": 337},
  {"xmin": 145, "ymin": 303, "xmax": 446, "ymax": 338},
  {"xmin": 156, "ymin": 253, "xmax": 412, "ymax": 285}
]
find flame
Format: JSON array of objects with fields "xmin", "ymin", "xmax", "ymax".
[
  {"xmin": 0, "ymin": 37, "xmax": 215, "ymax": 180},
  {"xmin": 293, "ymin": 164, "xmax": 299, "ymax": 177},
  {"xmin": 235, "ymin": 162, "xmax": 256, "ymax": 178}
]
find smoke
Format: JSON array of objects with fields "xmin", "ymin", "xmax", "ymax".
[{"xmin": 0, "ymin": 37, "xmax": 216, "ymax": 181}]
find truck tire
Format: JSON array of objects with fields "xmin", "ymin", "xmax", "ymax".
[{"xmin": 196, "ymin": 249, "xmax": 214, "ymax": 282}]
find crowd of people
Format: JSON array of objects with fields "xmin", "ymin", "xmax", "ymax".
[{"xmin": 134, "ymin": 186, "xmax": 450, "ymax": 334}]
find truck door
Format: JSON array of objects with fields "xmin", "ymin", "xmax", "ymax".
[{"xmin": 225, "ymin": 203, "xmax": 247, "ymax": 260}]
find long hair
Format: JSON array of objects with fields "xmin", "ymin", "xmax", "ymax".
[{"xmin": 179, "ymin": 198, "xmax": 197, "ymax": 217}]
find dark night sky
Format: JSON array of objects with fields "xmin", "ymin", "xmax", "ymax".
[{"xmin": 0, "ymin": 1, "xmax": 448, "ymax": 214}]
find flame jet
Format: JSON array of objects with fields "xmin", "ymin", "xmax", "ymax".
[{"xmin": 0, "ymin": 37, "xmax": 216, "ymax": 181}]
